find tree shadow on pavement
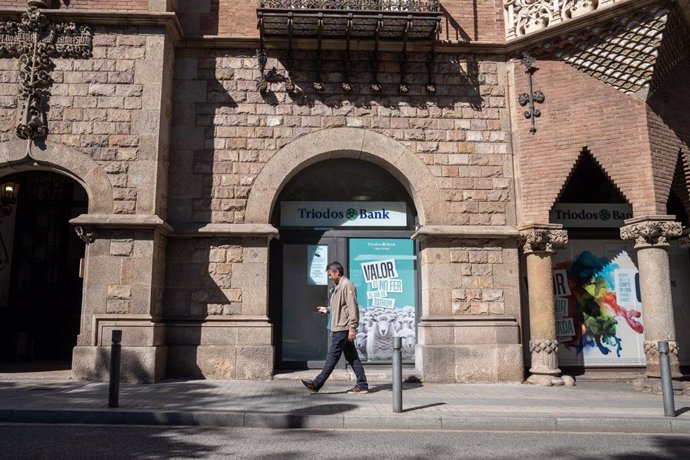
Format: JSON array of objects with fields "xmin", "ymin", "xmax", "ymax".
[
  {"xmin": 0, "ymin": 424, "xmax": 220, "ymax": 459},
  {"xmin": 545, "ymin": 435, "xmax": 690, "ymax": 460}
]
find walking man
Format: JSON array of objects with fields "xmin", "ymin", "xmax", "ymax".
[{"xmin": 302, "ymin": 261, "xmax": 369, "ymax": 394}]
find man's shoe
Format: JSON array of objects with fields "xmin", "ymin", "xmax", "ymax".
[
  {"xmin": 347, "ymin": 386, "xmax": 368, "ymax": 394},
  {"xmin": 301, "ymin": 379, "xmax": 318, "ymax": 393}
]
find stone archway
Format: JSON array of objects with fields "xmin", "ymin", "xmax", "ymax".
[
  {"xmin": 245, "ymin": 128, "xmax": 448, "ymax": 225},
  {"xmin": 0, "ymin": 140, "xmax": 114, "ymax": 213}
]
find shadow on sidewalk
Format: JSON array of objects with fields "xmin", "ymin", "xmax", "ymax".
[
  {"xmin": 367, "ymin": 382, "xmax": 424, "ymax": 394},
  {"xmin": 403, "ymin": 402, "xmax": 446, "ymax": 413}
]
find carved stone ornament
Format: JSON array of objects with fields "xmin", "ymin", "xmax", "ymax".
[
  {"xmin": 520, "ymin": 228, "xmax": 568, "ymax": 254},
  {"xmin": 620, "ymin": 220, "xmax": 683, "ymax": 248},
  {"xmin": 504, "ymin": 0, "xmax": 619, "ymax": 40},
  {"xmin": 0, "ymin": 3, "xmax": 93, "ymax": 141},
  {"xmin": 644, "ymin": 340, "xmax": 679, "ymax": 356},
  {"xmin": 74, "ymin": 225, "xmax": 96, "ymax": 244},
  {"xmin": 529, "ymin": 339, "xmax": 559, "ymax": 354}
]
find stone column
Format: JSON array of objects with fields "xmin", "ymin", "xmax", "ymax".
[
  {"xmin": 620, "ymin": 216, "xmax": 683, "ymax": 392},
  {"xmin": 520, "ymin": 224, "xmax": 569, "ymax": 386}
]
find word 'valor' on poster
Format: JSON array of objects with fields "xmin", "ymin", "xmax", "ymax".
[{"xmin": 361, "ymin": 259, "xmax": 399, "ymax": 283}]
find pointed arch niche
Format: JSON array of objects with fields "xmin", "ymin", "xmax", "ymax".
[{"xmin": 550, "ymin": 147, "xmax": 632, "ymax": 237}]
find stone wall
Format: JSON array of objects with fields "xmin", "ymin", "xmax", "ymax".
[
  {"xmin": 72, "ymin": 228, "xmax": 167, "ymax": 383},
  {"xmin": 164, "ymin": 236, "xmax": 272, "ymax": 379},
  {"xmin": 0, "ymin": 19, "xmax": 174, "ymax": 382},
  {"xmin": 167, "ymin": 47, "xmax": 518, "ymax": 381},
  {"xmin": 170, "ymin": 49, "xmax": 514, "ymax": 227},
  {"xmin": 417, "ymin": 237, "xmax": 523, "ymax": 383},
  {"xmin": 0, "ymin": 25, "xmax": 170, "ymax": 216}
]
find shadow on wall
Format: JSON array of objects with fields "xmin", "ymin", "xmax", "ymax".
[
  {"xmin": 163, "ymin": 237, "xmax": 253, "ymax": 380},
  {"xmin": 255, "ymin": 51, "xmax": 485, "ymax": 111},
  {"xmin": 90, "ymin": 346, "xmax": 154, "ymax": 384},
  {"xmin": 440, "ymin": 3, "xmax": 474, "ymax": 42}
]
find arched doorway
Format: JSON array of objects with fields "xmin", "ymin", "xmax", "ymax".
[
  {"xmin": 269, "ymin": 158, "xmax": 419, "ymax": 370},
  {"xmin": 0, "ymin": 171, "xmax": 87, "ymax": 371}
]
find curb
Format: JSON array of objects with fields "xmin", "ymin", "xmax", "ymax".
[{"xmin": 1, "ymin": 409, "xmax": 690, "ymax": 434}]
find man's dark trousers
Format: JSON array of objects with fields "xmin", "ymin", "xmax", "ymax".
[{"xmin": 313, "ymin": 330, "xmax": 368, "ymax": 391}]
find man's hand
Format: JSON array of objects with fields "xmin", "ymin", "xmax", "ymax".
[
  {"xmin": 316, "ymin": 306, "xmax": 328, "ymax": 315},
  {"xmin": 348, "ymin": 330, "xmax": 356, "ymax": 342}
]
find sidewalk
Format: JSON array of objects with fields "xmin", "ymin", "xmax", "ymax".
[{"xmin": 1, "ymin": 375, "xmax": 690, "ymax": 434}]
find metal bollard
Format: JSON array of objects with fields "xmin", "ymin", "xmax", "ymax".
[
  {"xmin": 393, "ymin": 336, "xmax": 402, "ymax": 413},
  {"xmin": 108, "ymin": 330, "xmax": 122, "ymax": 408},
  {"xmin": 658, "ymin": 340, "xmax": 676, "ymax": 417}
]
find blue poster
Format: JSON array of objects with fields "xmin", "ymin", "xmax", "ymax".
[{"xmin": 348, "ymin": 239, "xmax": 416, "ymax": 362}]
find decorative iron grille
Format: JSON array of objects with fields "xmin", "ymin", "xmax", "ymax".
[{"xmin": 260, "ymin": 0, "xmax": 441, "ymax": 12}]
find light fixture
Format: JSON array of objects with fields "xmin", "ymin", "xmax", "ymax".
[
  {"xmin": 0, "ymin": 181, "xmax": 19, "ymax": 208},
  {"xmin": 352, "ymin": 195, "xmax": 372, "ymax": 201},
  {"xmin": 0, "ymin": 180, "xmax": 19, "ymax": 271}
]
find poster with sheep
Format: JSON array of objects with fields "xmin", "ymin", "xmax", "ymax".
[{"xmin": 348, "ymin": 239, "xmax": 417, "ymax": 363}]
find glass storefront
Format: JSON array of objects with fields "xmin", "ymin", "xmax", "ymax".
[{"xmin": 270, "ymin": 159, "xmax": 419, "ymax": 369}]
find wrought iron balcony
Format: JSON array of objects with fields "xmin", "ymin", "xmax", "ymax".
[
  {"xmin": 256, "ymin": 1, "xmax": 442, "ymax": 95},
  {"xmin": 258, "ymin": 0, "xmax": 442, "ymax": 40},
  {"xmin": 504, "ymin": 0, "xmax": 632, "ymax": 41}
]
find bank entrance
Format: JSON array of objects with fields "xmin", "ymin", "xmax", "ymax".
[
  {"xmin": 270, "ymin": 159, "xmax": 419, "ymax": 369},
  {"xmin": 0, "ymin": 171, "xmax": 87, "ymax": 371}
]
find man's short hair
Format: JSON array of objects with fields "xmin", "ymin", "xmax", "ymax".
[{"xmin": 327, "ymin": 262, "xmax": 344, "ymax": 275}]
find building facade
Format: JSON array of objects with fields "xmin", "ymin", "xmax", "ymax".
[{"xmin": 0, "ymin": 0, "xmax": 688, "ymax": 390}]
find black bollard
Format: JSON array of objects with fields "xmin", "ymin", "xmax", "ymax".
[
  {"xmin": 658, "ymin": 340, "xmax": 676, "ymax": 417},
  {"xmin": 393, "ymin": 336, "xmax": 402, "ymax": 413},
  {"xmin": 108, "ymin": 330, "xmax": 122, "ymax": 408}
]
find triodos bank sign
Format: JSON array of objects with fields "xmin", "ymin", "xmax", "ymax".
[{"xmin": 281, "ymin": 201, "xmax": 407, "ymax": 227}]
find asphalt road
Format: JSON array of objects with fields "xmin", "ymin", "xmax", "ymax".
[{"xmin": 1, "ymin": 424, "xmax": 690, "ymax": 459}]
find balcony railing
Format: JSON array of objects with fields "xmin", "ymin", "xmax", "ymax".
[
  {"xmin": 504, "ymin": 0, "xmax": 631, "ymax": 41},
  {"xmin": 259, "ymin": 1, "xmax": 440, "ymax": 12},
  {"xmin": 258, "ymin": 0, "xmax": 441, "ymax": 40}
]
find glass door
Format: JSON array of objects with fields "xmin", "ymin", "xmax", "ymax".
[{"xmin": 279, "ymin": 237, "xmax": 336, "ymax": 368}]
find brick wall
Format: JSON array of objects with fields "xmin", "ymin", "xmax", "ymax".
[
  {"xmin": 0, "ymin": 0, "xmax": 149, "ymax": 10},
  {"xmin": 512, "ymin": 59, "xmax": 656, "ymax": 223},
  {"xmin": 177, "ymin": 0, "xmax": 506, "ymax": 40},
  {"xmin": 441, "ymin": 0, "xmax": 505, "ymax": 42},
  {"xmin": 647, "ymin": 60, "xmax": 690, "ymax": 215}
]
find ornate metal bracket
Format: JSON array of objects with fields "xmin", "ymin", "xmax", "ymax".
[
  {"xmin": 370, "ymin": 16, "xmax": 382, "ymax": 93},
  {"xmin": 518, "ymin": 52, "xmax": 545, "ymax": 135},
  {"xmin": 256, "ymin": 15, "xmax": 269, "ymax": 94},
  {"xmin": 398, "ymin": 16, "xmax": 412, "ymax": 95},
  {"xmin": 314, "ymin": 16, "xmax": 324, "ymax": 91},
  {"xmin": 342, "ymin": 14, "xmax": 353, "ymax": 93},
  {"xmin": 285, "ymin": 14, "xmax": 297, "ymax": 94},
  {"xmin": 0, "ymin": 3, "xmax": 92, "ymax": 142},
  {"xmin": 425, "ymin": 21, "xmax": 439, "ymax": 95},
  {"xmin": 74, "ymin": 225, "xmax": 96, "ymax": 245}
]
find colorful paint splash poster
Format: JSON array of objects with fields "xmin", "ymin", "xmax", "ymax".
[
  {"xmin": 552, "ymin": 241, "xmax": 646, "ymax": 366},
  {"xmin": 348, "ymin": 239, "xmax": 416, "ymax": 363}
]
